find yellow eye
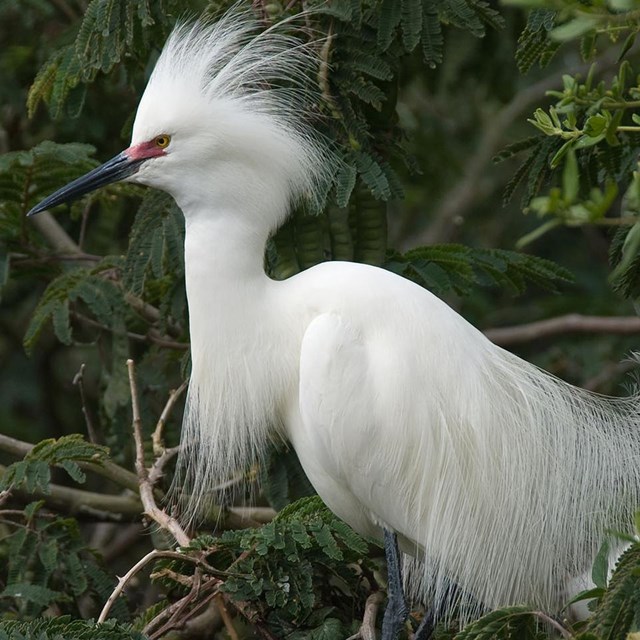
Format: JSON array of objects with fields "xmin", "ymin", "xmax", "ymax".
[{"xmin": 154, "ymin": 134, "xmax": 171, "ymax": 148}]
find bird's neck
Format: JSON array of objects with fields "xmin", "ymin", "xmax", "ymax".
[
  {"xmin": 184, "ymin": 212, "xmax": 271, "ymax": 290},
  {"xmin": 183, "ymin": 209, "xmax": 279, "ymax": 364},
  {"xmin": 177, "ymin": 206, "xmax": 293, "ymax": 520}
]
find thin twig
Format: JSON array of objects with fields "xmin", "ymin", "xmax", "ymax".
[
  {"xmin": 318, "ymin": 24, "xmax": 336, "ymax": 111},
  {"xmin": 72, "ymin": 312, "xmax": 187, "ymax": 351},
  {"xmin": 216, "ymin": 594, "xmax": 240, "ymax": 640},
  {"xmin": 0, "ymin": 464, "xmax": 142, "ymax": 519},
  {"xmin": 484, "ymin": 313, "xmax": 640, "ymax": 347},
  {"xmin": 169, "ymin": 600, "xmax": 224, "ymax": 639},
  {"xmin": 99, "ymin": 549, "xmax": 184, "ymax": 623},
  {"xmin": 347, "ymin": 591, "xmax": 384, "ymax": 640},
  {"xmin": 147, "ymin": 570, "xmax": 209, "ymax": 639},
  {"xmin": 78, "ymin": 201, "xmax": 91, "ymax": 250},
  {"xmin": 153, "ymin": 380, "xmax": 189, "ymax": 456},
  {"xmin": 531, "ymin": 611, "xmax": 573, "ymax": 639},
  {"xmin": 73, "ymin": 363, "xmax": 100, "ymax": 444},
  {"xmin": 127, "ymin": 359, "xmax": 191, "ymax": 547},
  {"xmin": 148, "ymin": 446, "xmax": 180, "ymax": 486}
]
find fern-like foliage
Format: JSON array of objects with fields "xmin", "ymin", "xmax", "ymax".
[
  {"xmin": 583, "ymin": 542, "xmax": 640, "ymax": 640},
  {"xmin": 153, "ymin": 496, "xmax": 376, "ymax": 638},
  {"xmin": 0, "ymin": 141, "xmax": 97, "ymax": 241},
  {"xmin": 385, "ymin": 244, "xmax": 573, "ymax": 296},
  {"xmin": 27, "ymin": 0, "xmax": 180, "ymax": 119},
  {"xmin": 453, "ymin": 606, "xmax": 547, "ymax": 640},
  {"xmin": 23, "ymin": 262, "xmax": 128, "ymax": 353},
  {"xmin": 0, "ymin": 617, "xmax": 143, "ymax": 640},
  {"xmin": 268, "ymin": 184, "xmax": 389, "ymax": 278},
  {"xmin": 0, "ymin": 434, "xmax": 108, "ymax": 494},
  {"xmin": 262, "ymin": 0, "xmax": 504, "ymax": 272},
  {"xmin": 515, "ymin": 9, "xmax": 558, "ymax": 73},
  {"xmin": 0, "ymin": 502, "xmax": 129, "ymax": 620}
]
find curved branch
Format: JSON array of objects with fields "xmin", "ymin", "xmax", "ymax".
[
  {"xmin": 98, "ymin": 549, "xmax": 185, "ymax": 623},
  {"xmin": 127, "ymin": 359, "xmax": 191, "ymax": 547},
  {"xmin": 28, "ymin": 209, "xmax": 182, "ymax": 335},
  {"xmin": 0, "ymin": 463, "xmax": 143, "ymax": 520},
  {"xmin": 408, "ymin": 54, "xmax": 619, "ymax": 247},
  {"xmin": 484, "ymin": 313, "xmax": 640, "ymax": 347},
  {"xmin": 0, "ymin": 432, "xmax": 141, "ymax": 494}
]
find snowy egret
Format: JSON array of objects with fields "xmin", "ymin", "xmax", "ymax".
[{"xmin": 28, "ymin": 7, "xmax": 640, "ymax": 637}]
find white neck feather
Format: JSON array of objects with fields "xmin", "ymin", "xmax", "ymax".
[{"xmin": 174, "ymin": 200, "xmax": 294, "ymax": 522}]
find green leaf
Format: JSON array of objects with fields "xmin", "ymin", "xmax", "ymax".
[
  {"xmin": 422, "ymin": 1, "xmax": 444, "ymax": 66},
  {"xmin": 0, "ymin": 583, "xmax": 64, "ymax": 608},
  {"xmin": 592, "ymin": 537, "xmax": 611, "ymax": 589},
  {"xmin": 550, "ymin": 16, "xmax": 599, "ymax": 42},
  {"xmin": 401, "ymin": 0, "xmax": 422, "ymax": 52},
  {"xmin": 377, "ymin": 0, "xmax": 402, "ymax": 51},
  {"xmin": 562, "ymin": 149, "xmax": 579, "ymax": 203}
]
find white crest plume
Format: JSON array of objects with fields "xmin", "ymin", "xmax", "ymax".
[{"xmin": 136, "ymin": 4, "xmax": 332, "ymax": 211}]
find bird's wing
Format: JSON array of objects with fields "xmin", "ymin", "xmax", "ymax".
[{"xmin": 294, "ymin": 311, "xmax": 407, "ymax": 539}]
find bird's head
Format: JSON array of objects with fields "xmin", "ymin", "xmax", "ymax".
[{"xmin": 28, "ymin": 9, "xmax": 331, "ymax": 225}]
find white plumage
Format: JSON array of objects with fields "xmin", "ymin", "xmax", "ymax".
[{"xmin": 30, "ymin": 5, "xmax": 640, "ymax": 628}]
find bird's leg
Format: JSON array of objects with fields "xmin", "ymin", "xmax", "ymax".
[{"xmin": 381, "ymin": 528, "xmax": 410, "ymax": 640}]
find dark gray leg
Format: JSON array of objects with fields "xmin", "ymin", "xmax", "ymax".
[{"xmin": 381, "ymin": 528, "xmax": 409, "ymax": 640}]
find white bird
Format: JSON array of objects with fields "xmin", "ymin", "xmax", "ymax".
[{"xmin": 28, "ymin": 6, "xmax": 640, "ymax": 637}]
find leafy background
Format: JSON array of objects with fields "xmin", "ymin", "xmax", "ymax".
[{"xmin": 1, "ymin": 0, "xmax": 640, "ymax": 638}]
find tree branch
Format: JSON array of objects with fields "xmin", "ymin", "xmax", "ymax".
[
  {"xmin": 409, "ymin": 56, "xmax": 618, "ymax": 247},
  {"xmin": 483, "ymin": 313, "xmax": 640, "ymax": 347},
  {"xmin": 28, "ymin": 209, "xmax": 182, "ymax": 335},
  {"xmin": 0, "ymin": 432, "xmax": 141, "ymax": 494},
  {"xmin": 127, "ymin": 359, "xmax": 191, "ymax": 547},
  {"xmin": 531, "ymin": 611, "xmax": 572, "ymax": 639},
  {"xmin": 347, "ymin": 591, "xmax": 384, "ymax": 640},
  {"xmin": 0, "ymin": 463, "xmax": 143, "ymax": 520},
  {"xmin": 98, "ymin": 549, "xmax": 199, "ymax": 623},
  {"xmin": 153, "ymin": 380, "xmax": 188, "ymax": 457},
  {"xmin": 73, "ymin": 363, "xmax": 100, "ymax": 444}
]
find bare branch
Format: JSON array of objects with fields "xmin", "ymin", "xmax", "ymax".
[
  {"xmin": 0, "ymin": 432, "xmax": 141, "ymax": 494},
  {"xmin": 99, "ymin": 549, "xmax": 193, "ymax": 623},
  {"xmin": 148, "ymin": 446, "xmax": 180, "ymax": 486},
  {"xmin": 484, "ymin": 314, "xmax": 640, "ymax": 347},
  {"xmin": 408, "ymin": 56, "xmax": 618, "ymax": 247},
  {"xmin": 0, "ymin": 463, "xmax": 143, "ymax": 520},
  {"xmin": 166, "ymin": 600, "xmax": 224, "ymax": 639},
  {"xmin": 127, "ymin": 359, "xmax": 191, "ymax": 547},
  {"xmin": 347, "ymin": 591, "xmax": 384, "ymax": 640},
  {"xmin": 73, "ymin": 363, "xmax": 100, "ymax": 444},
  {"xmin": 531, "ymin": 611, "xmax": 573, "ymax": 639},
  {"xmin": 216, "ymin": 594, "xmax": 240, "ymax": 640},
  {"xmin": 153, "ymin": 380, "xmax": 189, "ymax": 457}
]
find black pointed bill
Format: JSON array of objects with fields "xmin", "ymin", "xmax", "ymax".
[{"xmin": 27, "ymin": 151, "xmax": 145, "ymax": 217}]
